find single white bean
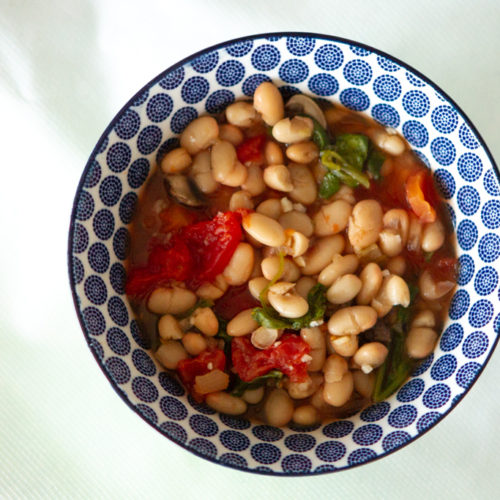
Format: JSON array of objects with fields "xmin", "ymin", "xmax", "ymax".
[
  {"xmin": 371, "ymin": 275, "xmax": 410, "ymax": 317},
  {"xmin": 253, "ymin": 82, "xmax": 284, "ymax": 126},
  {"xmin": 383, "ymin": 209, "xmax": 409, "ymax": 246},
  {"xmin": 251, "ymin": 327, "xmax": 279, "ymax": 350},
  {"xmin": 295, "ymin": 276, "xmax": 316, "ymax": 299},
  {"xmin": 242, "ymin": 164, "xmax": 266, "ymax": 196},
  {"xmin": 223, "ymin": 242, "xmax": 255, "ymax": 286},
  {"xmin": 288, "ymin": 163, "xmax": 317, "ymax": 205},
  {"xmin": 180, "ymin": 116, "xmax": 219, "ymax": 155},
  {"xmin": 211, "ymin": 139, "xmax": 248, "ymax": 187},
  {"xmin": 421, "ymin": 219, "xmax": 446, "ymax": 252},
  {"xmin": 158, "ymin": 314, "xmax": 183, "ymax": 341},
  {"xmin": 356, "ymin": 263, "xmax": 383, "ymax": 305},
  {"xmin": 372, "ymin": 130, "xmax": 406, "ymax": 156},
  {"xmin": 256, "ymin": 198, "xmax": 282, "ymax": 220},
  {"xmin": 225, "ymin": 101, "xmax": 258, "ymax": 128},
  {"xmin": 206, "ymin": 392, "xmax": 247, "ymax": 415},
  {"xmin": 182, "ymin": 332, "xmax": 208, "ymax": 356},
  {"xmin": 327, "ymin": 306, "xmax": 378, "ymax": 336},
  {"xmin": 242, "ymin": 212, "xmax": 286, "ymax": 247},
  {"xmin": 326, "ymin": 274, "xmax": 363, "ymax": 304},
  {"xmin": 264, "ymin": 140, "xmax": 284, "ymax": 165},
  {"xmin": 268, "ymin": 282, "xmax": 309, "ymax": 318},
  {"xmin": 272, "ymin": 116, "xmax": 314, "ymax": 144},
  {"xmin": 353, "ymin": 370, "xmax": 375, "ymax": 398},
  {"xmin": 227, "ymin": 309, "xmax": 259, "ymax": 337},
  {"xmin": 196, "ymin": 274, "xmax": 228, "ymax": 301},
  {"xmin": 263, "ymin": 164, "xmax": 294, "ymax": 192},
  {"xmin": 161, "ymin": 147, "xmax": 192, "ymax": 174},
  {"xmin": 264, "ymin": 389, "xmax": 294, "ymax": 426},
  {"xmin": 323, "ymin": 371, "xmax": 354, "ymax": 407},
  {"xmin": 313, "ymin": 200, "xmax": 352, "ymax": 237},
  {"xmin": 386, "ymin": 256, "xmax": 406, "ymax": 276},
  {"xmin": 406, "ymin": 327, "xmax": 438, "ymax": 359},
  {"xmin": 329, "ymin": 334, "xmax": 359, "ymax": 357},
  {"xmin": 229, "ymin": 190, "xmax": 254, "ymax": 211},
  {"xmin": 292, "ymin": 405, "xmax": 319, "ymax": 426},
  {"xmin": 248, "ymin": 277, "xmax": 270, "ymax": 300},
  {"xmin": 191, "ymin": 307, "xmax": 219, "ymax": 336},
  {"xmin": 261, "ymin": 255, "xmax": 300, "ymax": 282},
  {"xmin": 279, "ymin": 211, "xmax": 314, "ymax": 237},
  {"xmin": 190, "ymin": 150, "xmax": 218, "ymax": 194},
  {"xmin": 348, "ymin": 199, "xmax": 383, "ymax": 250},
  {"xmin": 218, "ymin": 123, "xmax": 244, "ymax": 146},
  {"xmin": 286, "ymin": 141, "xmax": 319, "ymax": 164},
  {"xmin": 155, "ymin": 341, "xmax": 188, "ymax": 370},
  {"xmin": 287, "ymin": 374, "xmax": 322, "ymax": 399},
  {"xmin": 323, "ymin": 354, "xmax": 348, "ymax": 383},
  {"xmin": 353, "ymin": 342, "xmax": 389, "ymax": 374},
  {"xmin": 411, "ymin": 310, "xmax": 435, "ymax": 329},
  {"xmin": 419, "ymin": 270, "xmax": 455, "ymax": 300},
  {"xmin": 242, "ymin": 386, "xmax": 265, "ymax": 405},
  {"xmin": 378, "ymin": 229, "xmax": 403, "ymax": 257}
]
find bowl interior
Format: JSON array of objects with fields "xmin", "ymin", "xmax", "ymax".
[{"xmin": 69, "ymin": 33, "xmax": 500, "ymax": 475}]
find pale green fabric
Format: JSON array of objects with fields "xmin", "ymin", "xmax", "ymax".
[{"xmin": 1, "ymin": 1, "xmax": 499, "ymax": 498}]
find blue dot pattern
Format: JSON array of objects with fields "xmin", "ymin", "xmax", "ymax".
[{"xmin": 70, "ymin": 35, "xmax": 500, "ymax": 475}]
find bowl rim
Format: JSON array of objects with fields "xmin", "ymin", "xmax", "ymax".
[{"xmin": 68, "ymin": 31, "xmax": 500, "ymax": 476}]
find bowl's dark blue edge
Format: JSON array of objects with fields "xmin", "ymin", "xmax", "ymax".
[{"xmin": 68, "ymin": 31, "xmax": 500, "ymax": 477}]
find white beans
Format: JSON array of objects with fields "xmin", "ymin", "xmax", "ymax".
[
  {"xmin": 326, "ymin": 274, "xmax": 362, "ymax": 304},
  {"xmin": 323, "ymin": 371, "xmax": 354, "ymax": 407},
  {"xmin": 242, "ymin": 386, "xmax": 265, "ymax": 405},
  {"xmin": 421, "ymin": 219, "xmax": 445, "ymax": 252},
  {"xmin": 411, "ymin": 310, "xmax": 435, "ymax": 328},
  {"xmin": 156, "ymin": 341, "xmax": 188, "ymax": 370},
  {"xmin": 253, "ymin": 82, "xmax": 284, "ymax": 126},
  {"xmin": 211, "ymin": 139, "xmax": 248, "ymax": 187},
  {"xmin": 319, "ymin": 254, "xmax": 359, "ymax": 286},
  {"xmin": 353, "ymin": 342, "xmax": 389, "ymax": 374},
  {"xmin": 229, "ymin": 190, "xmax": 254, "ymax": 211},
  {"xmin": 191, "ymin": 307, "xmax": 219, "ymax": 336},
  {"xmin": 357, "ymin": 263, "xmax": 383, "ymax": 305},
  {"xmin": 242, "ymin": 164, "xmax": 266, "ymax": 196},
  {"xmin": 348, "ymin": 199, "xmax": 383, "ymax": 249},
  {"xmin": 327, "ymin": 306, "xmax": 377, "ymax": 336},
  {"xmin": 272, "ymin": 116, "xmax": 314, "ymax": 144},
  {"xmin": 268, "ymin": 282, "xmax": 309, "ymax": 318},
  {"xmin": 371, "ymin": 275, "xmax": 410, "ymax": 317},
  {"xmin": 295, "ymin": 276, "xmax": 316, "ymax": 299},
  {"xmin": 313, "ymin": 200, "xmax": 352, "ymax": 236},
  {"xmin": 264, "ymin": 389, "xmax": 294, "ymax": 427},
  {"xmin": 293, "ymin": 405, "xmax": 319, "ymax": 426},
  {"xmin": 182, "ymin": 332, "xmax": 208, "ymax": 356},
  {"xmin": 301, "ymin": 235, "xmax": 345, "ymax": 275},
  {"xmin": 223, "ymin": 242, "xmax": 255, "ymax": 286},
  {"xmin": 196, "ymin": 274, "xmax": 228, "ymax": 301},
  {"xmin": 227, "ymin": 309, "xmax": 259, "ymax": 337},
  {"xmin": 256, "ymin": 198, "xmax": 282, "ymax": 220},
  {"xmin": 225, "ymin": 101, "xmax": 258, "ymax": 128},
  {"xmin": 383, "ymin": 209, "xmax": 409, "ymax": 246},
  {"xmin": 160, "ymin": 147, "xmax": 192, "ymax": 174},
  {"xmin": 206, "ymin": 392, "xmax": 247, "ymax": 415},
  {"xmin": 406, "ymin": 327, "xmax": 438, "ymax": 359},
  {"xmin": 386, "ymin": 256, "xmax": 406, "ymax": 276},
  {"xmin": 419, "ymin": 270, "xmax": 455, "ymax": 300},
  {"xmin": 329, "ymin": 334, "xmax": 358, "ymax": 357},
  {"xmin": 279, "ymin": 211, "xmax": 314, "ymax": 237},
  {"xmin": 148, "ymin": 287, "xmax": 197, "ymax": 315},
  {"xmin": 251, "ymin": 327, "xmax": 279, "ymax": 349},
  {"xmin": 286, "ymin": 141, "xmax": 319, "ymax": 164},
  {"xmin": 158, "ymin": 314, "xmax": 183, "ymax": 341},
  {"xmin": 301, "ymin": 327, "xmax": 326, "ymax": 372},
  {"xmin": 263, "ymin": 164, "xmax": 294, "ymax": 192},
  {"xmin": 248, "ymin": 277, "xmax": 270, "ymax": 300},
  {"xmin": 242, "ymin": 212, "xmax": 286, "ymax": 247},
  {"xmin": 264, "ymin": 140, "xmax": 284, "ymax": 165},
  {"xmin": 353, "ymin": 370, "xmax": 375, "ymax": 398},
  {"xmin": 261, "ymin": 255, "xmax": 300, "ymax": 282},
  {"xmin": 378, "ymin": 229, "xmax": 403, "ymax": 257},
  {"xmin": 323, "ymin": 354, "xmax": 348, "ymax": 383},
  {"xmin": 407, "ymin": 214, "xmax": 423, "ymax": 252},
  {"xmin": 372, "ymin": 130, "xmax": 406, "ymax": 156},
  {"xmin": 180, "ymin": 116, "xmax": 219, "ymax": 155},
  {"xmin": 218, "ymin": 123, "xmax": 244, "ymax": 146},
  {"xmin": 283, "ymin": 229, "xmax": 310, "ymax": 258},
  {"xmin": 288, "ymin": 163, "xmax": 317, "ymax": 205},
  {"xmin": 190, "ymin": 150, "xmax": 218, "ymax": 194}
]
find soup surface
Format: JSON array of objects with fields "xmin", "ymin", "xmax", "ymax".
[{"xmin": 126, "ymin": 82, "xmax": 457, "ymax": 427}]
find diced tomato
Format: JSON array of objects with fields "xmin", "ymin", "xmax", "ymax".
[
  {"xmin": 125, "ymin": 211, "xmax": 243, "ymax": 297},
  {"xmin": 406, "ymin": 171, "xmax": 437, "ymax": 223},
  {"xmin": 177, "ymin": 349, "xmax": 226, "ymax": 401},
  {"xmin": 213, "ymin": 284, "xmax": 260, "ymax": 321},
  {"xmin": 236, "ymin": 134, "xmax": 267, "ymax": 165},
  {"xmin": 231, "ymin": 333, "xmax": 311, "ymax": 383}
]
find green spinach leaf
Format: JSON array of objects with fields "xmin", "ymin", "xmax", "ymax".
[
  {"xmin": 231, "ymin": 370, "xmax": 283, "ymax": 397},
  {"xmin": 334, "ymin": 134, "xmax": 370, "ymax": 170},
  {"xmin": 319, "ymin": 171, "xmax": 341, "ymax": 199}
]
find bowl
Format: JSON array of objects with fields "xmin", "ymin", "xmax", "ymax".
[{"xmin": 68, "ymin": 32, "xmax": 500, "ymax": 475}]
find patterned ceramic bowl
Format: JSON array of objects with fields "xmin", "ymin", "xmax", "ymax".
[{"xmin": 68, "ymin": 33, "xmax": 500, "ymax": 475}]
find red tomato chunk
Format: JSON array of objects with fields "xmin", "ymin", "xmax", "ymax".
[
  {"xmin": 236, "ymin": 134, "xmax": 267, "ymax": 165},
  {"xmin": 231, "ymin": 334, "xmax": 311, "ymax": 383}
]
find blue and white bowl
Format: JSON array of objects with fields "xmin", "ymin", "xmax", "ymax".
[{"xmin": 68, "ymin": 33, "xmax": 500, "ymax": 475}]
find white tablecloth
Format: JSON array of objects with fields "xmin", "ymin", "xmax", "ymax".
[{"xmin": 1, "ymin": 0, "xmax": 499, "ymax": 498}]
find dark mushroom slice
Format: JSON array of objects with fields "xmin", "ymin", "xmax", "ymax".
[{"xmin": 164, "ymin": 175, "xmax": 207, "ymax": 207}]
